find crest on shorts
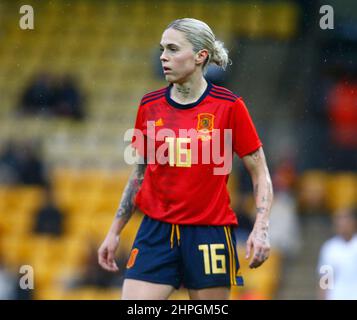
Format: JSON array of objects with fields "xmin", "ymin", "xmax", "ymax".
[
  {"xmin": 126, "ymin": 248, "xmax": 139, "ymax": 269},
  {"xmin": 197, "ymin": 113, "xmax": 214, "ymax": 141}
]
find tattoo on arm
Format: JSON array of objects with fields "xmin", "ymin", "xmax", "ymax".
[
  {"xmin": 256, "ymin": 207, "xmax": 268, "ymax": 214},
  {"xmin": 245, "ymin": 148, "xmax": 273, "ymax": 218},
  {"xmin": 115, "ymin": 162, "xmax": 147, "ymax": 220},
  {"xmin": 262, "ymin": 183, "xmax": 271, "ymax": 202},
  {"xmin": 251, "ymin": 150, "xmax": 261, "ymax": 162},
  {"xmin": 261, "ymin": 196, "xmax": 268, "ymax": 203},
  {"xmin": 254, "ymin": 179, "xmax": 273, "ymax": 216},
  {"xmin": 254, "ymin": 184, "xmax": 258, "ymax": 199},
  {"xmin": 253, "ymin": 222, "xmax": 269, "ymax": 242}
]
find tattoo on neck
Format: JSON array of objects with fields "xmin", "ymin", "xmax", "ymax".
[{"xmin": 176, "ymin": 86, "xmax": 191, "ymax": 97}]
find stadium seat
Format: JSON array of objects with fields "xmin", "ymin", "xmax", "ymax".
[
  {"xmin": 327, "ymin": 173, "xmax": 357, "ymax": 212},
  {"xmin": 298, "ymin": 171, "xmax": 329, "ymax": 214}
]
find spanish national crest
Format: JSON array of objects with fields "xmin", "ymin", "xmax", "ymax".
[{"xmin": 197, "ymin": 113, "xmax": 214, "ymax": 141}]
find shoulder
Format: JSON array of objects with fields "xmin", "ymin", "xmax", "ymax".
[
  {"xmin": 321, "ymin": 236, "xmax": 341, "ymax": 253},
  {"xmin": 208, "ymin": 84, "xmax": 241, "ymax": 104},
  {"xmin": 208, "ymin": 84, "xmax": 250, "ymax": 115},
  {"xmin": 139, "ymin": 87, "xmax": 167, "ymax": 106}
]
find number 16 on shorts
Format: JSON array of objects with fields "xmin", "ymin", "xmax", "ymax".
[{"xmin": 198, "ymin": 244, "xmax": 226, "ymax": 274}]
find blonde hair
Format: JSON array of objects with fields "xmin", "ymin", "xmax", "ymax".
[{"xmin": 167, "ymin": 18, "xmax": 231, "ymax": 72}]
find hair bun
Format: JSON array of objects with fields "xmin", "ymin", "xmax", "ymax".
[{"xmin": 211, "ymin": 40, "xmax": 231, "ymax": 70}]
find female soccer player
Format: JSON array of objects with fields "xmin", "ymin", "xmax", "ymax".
[{"xmin": 98, "ymin": 18, "xmax": 273, "ymax": 300}]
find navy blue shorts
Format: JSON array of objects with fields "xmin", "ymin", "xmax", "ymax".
[{"xmin": 124, "ymin": 215, "xmax": 244, "ymax": 290}]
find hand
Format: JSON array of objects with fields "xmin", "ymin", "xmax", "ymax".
[
  {"xmin": 245, "ymin": 221, "xmax": 270, "ymax": 269},
  {"xmin": 98, "ymin": 232, "xmax": 120, "ymax": 272}
]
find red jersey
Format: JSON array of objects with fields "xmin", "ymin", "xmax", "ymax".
[{"xmin": 131, "ymin": 81, "xmax": 262, "ymax": 226}]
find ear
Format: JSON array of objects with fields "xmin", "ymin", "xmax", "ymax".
[{"xmin": 195, "ymin": 49, "xmax": 209, "ymax": 65}]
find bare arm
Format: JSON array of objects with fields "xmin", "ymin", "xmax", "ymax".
[
  {"xmin": 98, "ymin": 159, "xmax": 147, "ymax": 272},
  {"xmin": 108, "ymin": 160, "xmax": 147, "ymax": 235},
  {"xmin": 242, "ymin": 147, "xmax": 274, "ymax": 268}
]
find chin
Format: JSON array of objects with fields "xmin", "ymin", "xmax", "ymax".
[
  {"xmin": 165, "ymin": 75, "xmax": 189, "ymax": 85},
  {"xmin": 164, "ymin": 69, "xmax": 195, "ymax": 84},
  {"xmin": 164, "ymin": 74, "xmax": 177, "ymax": 83}
]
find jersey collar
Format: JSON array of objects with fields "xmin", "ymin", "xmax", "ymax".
[{"xmin": 165, "ymin": 80, "xmax": 212, "ymax": 109}]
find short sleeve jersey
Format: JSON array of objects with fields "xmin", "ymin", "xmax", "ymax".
[{"xmin": 131, "ymin": 81, "xmax": 262, "ymax": 225}]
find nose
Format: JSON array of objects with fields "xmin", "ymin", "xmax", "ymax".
[{"xmin": 160, "ymin": 50, "xmax": 168, "ymax": 62}]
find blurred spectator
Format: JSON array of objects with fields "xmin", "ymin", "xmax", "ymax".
[
  {"xmin": 0, "ymin": 140, "xmax": 47, "ymax": 186},
  {"xmin": 18, "ymin": 73, "xmax": 55, "ymax": 116},
  {"xmin": 269, "ymin": 158, "xmax": 301, "ymax": 258},
  {"xmin": 0, "ymin": 256, "xmax": 16, "ymax": 300},
  {"xmin": 17, "ymin": 140, "xmax": 47, "ymax": 186},
  {"xmin": 53, "ymin": 75, "xmax": 84, "ymax": 120},
  {"xmin": 17, "ymin": 73, "xmax": 85, "ymax": 120},
  {"xmin": 0, "ymin": 140, "xmax": 20, "ymax": 184},
  {"xmin": 325, "ymin": 76, "xmax": 357, "ymax": 171},
  {"xmin": 317, "ymin": 207, "xmax": 357, "ymax": 300},
  {"xmin": 33, "ymin": 186, "xmax": 64, "ymax": 237}
]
